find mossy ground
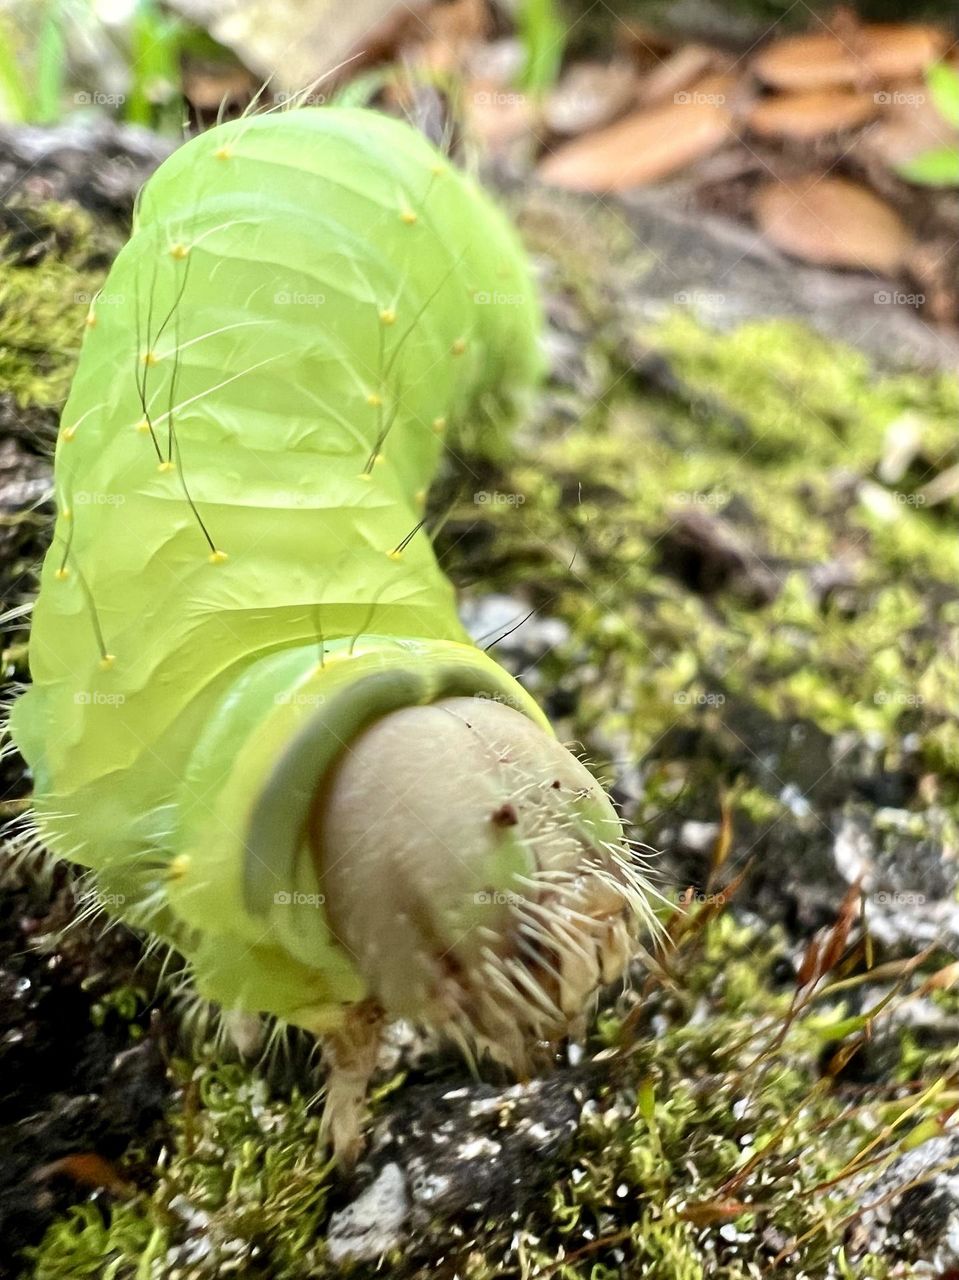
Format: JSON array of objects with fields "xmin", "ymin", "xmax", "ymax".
[{"xmin": 2, "ymin": 189, "xmax": 958, "ymax": 1278}]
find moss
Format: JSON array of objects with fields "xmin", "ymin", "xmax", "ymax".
[
  {"xmin": 0, "ymin": 200, "xmax": 118, "ymax": 410},
  {"xmin": 23, "ymin": 910, "xmax": 959, "ymax": 1279},
  {"xmin": 12, "ymin": 191, "xmax": 959, "ymax": 1279},
  {"xmin": 25, "ymin": 1059, "xmax": 336, "ymax": 1280}
]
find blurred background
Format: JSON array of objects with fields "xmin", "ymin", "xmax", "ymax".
[
  {"xmin": 2, "ymin": 5, "xmax": 959, "ymax": 1279},
  {"xmin": 0, "ymin": 0, "xmax": 957, "ymax": 325}
]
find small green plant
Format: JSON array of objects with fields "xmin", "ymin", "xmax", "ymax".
[
  {"xmin": 0, "ymin": 0, "xmax": 214, "ymax": 133},
  {"xmin": 897, "ymin": 61, "xmax": 959, "ymax": 188},
  {"xmin": 0, "ymin": 0, "xmax": 63, "ymax": 124},
  {"xmin": 516, "ymin": 0, "xmax": 567, "ymax": 97}
]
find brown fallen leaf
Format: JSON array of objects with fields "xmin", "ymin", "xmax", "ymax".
[
  {"xmin": 754, "ymin": 175, "xmax": 912, "ymax": 274},
  {"xmin": 747, "ymin": 89, "xmax": 878, "ymax": 140},
  {"xmin": 678, "ymin": 1199, "xmax": 753, "ymax": 1226},
  {"xmin": 417, "ymin": 0, "xmax": 489, "ymax": 77},
  {"xmin": 637, "ymin": 43, "xmax": 721, "ymax": 106},
  {"xmin": 182, "ymin": 64, "xmax": 255, "ymax": 113},
  {"xmin": 858, "ymin": 24, "xmax": 950, "ymax": 81},
  {"xmin": 538, "ymin": 92, "xmax": 731, "ymax": 192},
  {"xmin": 33, "ymin": 1153, "xmax": 134, "ymax": 1197},
  {"xmin": 753, "ymin": 24, "xmax": 948, "ymax": 92}
]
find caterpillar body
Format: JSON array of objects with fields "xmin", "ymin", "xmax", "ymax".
[{"xmin": 10, "ymin": 107, "xmax": 652, "ymax": 1157}]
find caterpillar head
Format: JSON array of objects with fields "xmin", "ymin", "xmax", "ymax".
[{"xmin": 310, "ymin": 695, "xmax": 652, "ymax": 1067}]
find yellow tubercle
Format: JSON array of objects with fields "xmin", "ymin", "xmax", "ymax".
[
  {"xmin": 400, "ymin": 209, "xmax": 418, "ymax": 225},
  {"xmin": 170, "ymin": 243, "xmax": 189, "ymax": 260},
  {"xmin": 168, "ymin": 853, "xmax": 191, "ymax": 880},
  {"xmin": 432, "ymin": 417, "xmax": 447, "ymax": 433},
  {"xmin": 451, "ymin": 339, "xmax": 467, "ymax": 357},
  {"xmin": 209, "ymin": 549, "xmax": 229, "ymax": 564},
  {"xmin": 54, "ymin": 567, "xmax": 70, "ymax": 581},
  {"xmin": 214, "ymin": 146, "xmax": 232, "ymax": 160},
  {"xmin": 99, "ymin": 654, "xmax": 116, "ymax": 670},
  {"xmin": 62, "ymin": 426, "xmax": 77, "ymax": 441},
  {"xmin": 157, "ymin": 461, "xmax": 174, "ymax": 473},
  {"xmin": 366, "ymin": 393, "xmax": 382, "ymax": 407},
  {"xmin": 135, "ymin": 420, "xmax": 152, "ymax": 434},
  {"xmin": 379, "ymin": 308, "xmax": 396, "ymax": 326},
  {"xmin": 142, "ymin": 350, "xmax": 159, "ymax": 367}
]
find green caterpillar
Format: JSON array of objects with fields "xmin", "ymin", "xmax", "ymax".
[{"xmin": 10, "ymin": 106, "xmax": 651, "ymax": 1158}]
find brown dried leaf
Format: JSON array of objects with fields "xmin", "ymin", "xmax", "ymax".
[
  {"xmin": 181, "ymin": 64, "xmax": 255, "ymax": 113},
  {"xmin": 638, "ymin": 44, "xmax": 721, "ymax": 106},
  {"xmin": 796, "ymin": 934, "xmax": 823, "ymax": 990},
  {"xmin": 818, "ymin": 879, "xmax": 861, "ymax": 977},
  {"xmin": 747, "ymin": 89, "xmax": 878, "ymax": 140},
  {"xmin": 34, "ymin": 1153, "xmax": 133, "ymax": 1197},
  {"xmin": 753, "ymin": 24, "xmax": 948, "ymax": 92},
  {"xmin": 679, "ymin": 1199, "xmax": 751, "ymax": 1225},
  {"xmin": 538, "ymin": 94, "xmax": 731, "ymax": 192},
  {"xmin": 754, "ymin": 175, "xmax": 912, "ymax": 274},
  {"xmin": 709, "ymin": 792, "xmax": 734, "ymax": 879},
  {"xmin": 917, "ymin": 960, "xmax": 959, "ymax": 993},
  {"xmin": 859, "ymin": 24, "xmax": 950, "ymax": 81}
]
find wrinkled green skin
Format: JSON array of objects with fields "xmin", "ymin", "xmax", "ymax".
[{"xmin": 11, "ymin": 108, "xmax": 559, "ymax": 1031}]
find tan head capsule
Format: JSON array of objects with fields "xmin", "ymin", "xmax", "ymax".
[{"xmin": 311, "ymin": 696, "xmax": 650, "ymax": 1072}]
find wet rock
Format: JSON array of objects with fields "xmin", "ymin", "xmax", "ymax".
[
  {"xmin": 0, "ymin": 121, "xmax": 173, "ymax": 222},
  {"xmin": 331, "ymin": 1069, "xmax": 588, "ymax": 1263},
  {"xmin": 848, "ymin": 1134, "xmax": 959, "ymax": 1268},
  {"xmin": 327, "ymin": 1162, "xmax": 410, "ymax": 1264}
]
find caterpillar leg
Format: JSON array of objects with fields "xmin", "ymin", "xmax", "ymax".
[{"xmin": 320, "ymin": 1000, "xmax": 385, "ymax": 1166}]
